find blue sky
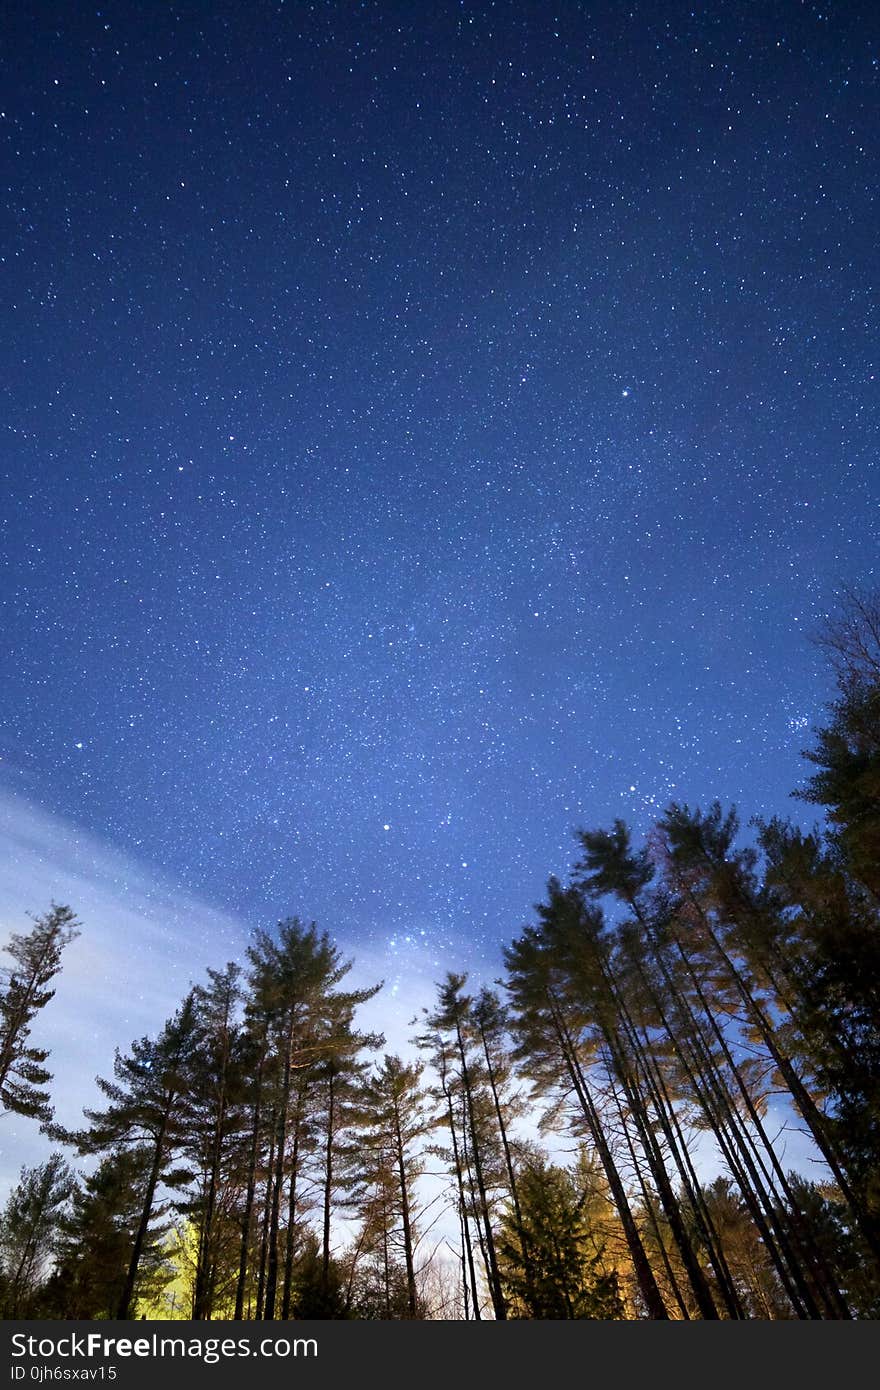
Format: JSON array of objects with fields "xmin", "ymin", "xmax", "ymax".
[{"xmin": 1, "ymin": 0, "xmax": 876, "ymax": 1203}]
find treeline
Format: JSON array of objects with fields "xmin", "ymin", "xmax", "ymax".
[{"xmin": 1, "ymin": 591, "xmax": 878, "ymax": 1319}]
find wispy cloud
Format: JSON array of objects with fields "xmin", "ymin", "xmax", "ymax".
[
  {"xmin": 0, "ymin": 788, "xmax": 252, "ymax": 1191},
  {"xmin": 0, "ymin": 788, "xmax": 476, "ymax": 1196}
]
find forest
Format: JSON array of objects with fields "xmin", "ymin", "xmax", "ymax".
[{"xmin": 1, "ymin": 591, "xmax": 878, "ymax": 1320}]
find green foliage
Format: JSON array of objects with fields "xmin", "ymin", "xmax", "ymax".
[
  {"xmin": 0, "ymin": 1153, "xmax": 74, "ymax": 1317},
  {"xmin": 41, "ymin": 1148, "xmax": 173, "ymax": 1318},
  {"xmin": 497, "ymin": 1154, "xmax": 624, "ymax": 1319},
  {"xmin": 288, "ymin": 1232, "xmax": 351, "ymax": 1319},
  {"xmin": 575, "ymin": 819, "xmax": 655, "ymax": 907}
]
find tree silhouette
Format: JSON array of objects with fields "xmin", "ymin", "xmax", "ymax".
[
  {"xmin": 0, "ymin": 1153, "xmax": 74, "ymax": 1316},
  {"xmin": 0, "ymin": 904, "xmax": 79, "ymax": 1121},
  {"xmin": 73, "ymin": 993, "xmax": 199, "ymax": 1318}
]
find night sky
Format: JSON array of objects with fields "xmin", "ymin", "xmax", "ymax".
[{"xmin": 1, "ymin": 0, "xmax": 878, "ymax": 1047}]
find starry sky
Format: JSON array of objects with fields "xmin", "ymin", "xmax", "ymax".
[{"xmin": 1, "ymin": 0, "xmax": 878, "ymax": 1028}]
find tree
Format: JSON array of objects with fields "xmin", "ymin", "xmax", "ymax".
[
  {"xmin": 43, "ymin": 1148, "xmax": 172, "ymax": 1319},
  {"xmin": 0, "ymin": 904, "xmax": 79, "ymax": 1121},
  {"xmin": 423, "ymin": 975, "xmax": 508, "ymax": 1320},
  {"xmin": 310, "ymin": 1006, "xmax": 382, "ymax": 1313},
  {"xmin": 575, "ymin": 817, "xmax": 824, "ymax": 1317},
  {"xmin": 469, "ymin": 988, "xmax": 535, "ymax": 1303},
  {"xmin": 0, "ymin": 1153, "xmax": 74, "ymax": 1316},
  {"xmin": 656, "ymin": 799, "xmax": 873, "ymax": 1301},
  {"xmin": 237, "ymin": 918, "xmax": 381, "ymax": 1320},
  {"xmin": 73, "ymin": 993, "xmax": 199, "ymax": 1318},
  {"xmin": 287, "ymin": 1230, "xmax": 349, "ymax": 1319},
  {"xmin": 575, "ymin": 824, "xmax": 752, "ymax": 1317},
  {"xmin": 181, "ymin": 963, "xmax": 249, "ymax": 1319},
  {"xmin": 496, "ymin": 1151, "xmax": 625, "ymax": 1319},
  {"xmin": 696, "ymin": 1177, "xmax": 792, "ymax": 1319},
  {"xmin": 757, "ymin": 816, "xmax": 880, "ymax": 1242},
  {"xmin": 344, "ymin": 1054, "xmax": 436, "ymax": 1318},
  {"xmin": 416, "ymin": 1021, "xmax": 483, "ymax": 1319},
  {"xmin": 801, "ymin": 586, "xmax": 880, "ymax": 901},
  {"xmin": 504, "ymin": 907, "xmax": 670, "ymax": 1319}
]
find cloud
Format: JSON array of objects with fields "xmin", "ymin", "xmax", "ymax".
[
  {"xmin": 0, "ymin": 788, "xmax": 478, "ymax": 1199},
  {"xmin": 0, "ymin": 788, "xmax": 252, "ymax": 1193}
]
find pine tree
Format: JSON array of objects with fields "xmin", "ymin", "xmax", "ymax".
[
  {"xmin": 504, "ymin": 910, "xmax": 670, "ymax": 1319},
  {"xmin": 801, "ymin": 587, "xmax": 880, "ymax": 901},
  {"xmin": 423, "ymin": 975, "xmax": 508, "ymax": 1320},
  {"xmin": 576, "ymin": 821, "xmax": 785, "ymax": 1317},
  {"xmin": 74, "ymin": 992, "xmax": 199, "ymax": 1318},
  {"xmin": 416, "ymin": 1022, "xmax": 482, "ymax": 1318},
  {"xmin": 470, "ymin": 988, "xmax": 536, "ymax": 1306},
  {"xmin": 0, "ymin": 1153, "xmax": 74, "ymax": 1316},
  {"xmin": 44, "ymin": 1149, "xmax": 171, "ymax": 1319},
  {"xmin": 311, "ymin": 1007, "xmax": 382, "ymax": 1311},
  {"xmin": 345, "ymin": 1054, "xmax": 436, "ymax": 1317},
  {"xmin": 656, "ymin": 799, "xmax": 871, "ymax": 1303},
  {"xmin": 0, "ymin": 904, "xmax": 79, "ymax": 1121},
  {"xmin": 182, "ymin": 963, "xmax": 249, "ymax": 1320},
  {"xmin": 525, "ymin": 878, "xmax": 721, "ymax": 1317},
  {"xmin": 757, "ymin": 816, "xmax": 880, "ymax": 1241},
  {"xmin": 496, "ymin": 1152, "xmax": 624, "ymax": 1319},
  {"xmin": 241, "ymin": 918, "xmax": 381, "ymax": 1320}
]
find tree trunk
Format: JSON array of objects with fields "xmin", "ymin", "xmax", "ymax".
[
  {"xmin": 547, "ymin": 991, "xmax": 668, "ymax": 1319},
  {"xmin": 117, "ymin": 1110, "xmax": 168, "ymax": 1319},
  {"xmin": 454, "ymin": 1022, "xmax": 506, "ymax": 1319},
  {"xmin": 234, "ymin": 1050, "xmax": 265, "ymax": 1320},
  {"xmin": 394, "ymin": 1109, "xmax": 418, "ymax": 1316}
]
